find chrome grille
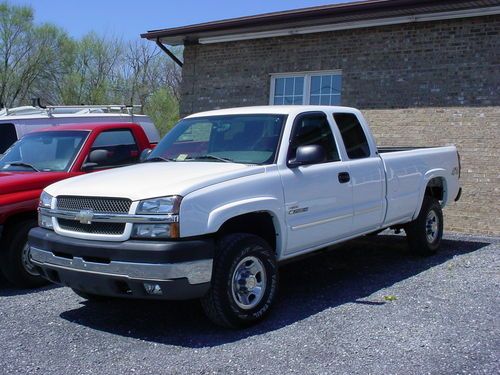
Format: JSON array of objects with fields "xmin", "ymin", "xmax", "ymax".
[
  {"xmin": 58, "ymin": 218, "xmax": 126, "ymax": 235},
  {"xmin": 56, "ymin": 196, "xmax": 131, "ymax": 214}
]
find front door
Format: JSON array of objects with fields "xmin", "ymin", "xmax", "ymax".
[{"xmin": 278, "ymin": 112, "xmax": 353, "ymax": 256}]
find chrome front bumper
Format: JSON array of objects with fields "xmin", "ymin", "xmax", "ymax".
[{"xmin": 30, "ymin": 247, "xmax": 212, "ymax": 285}]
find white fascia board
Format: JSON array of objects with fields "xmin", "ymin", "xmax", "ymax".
[{"xmin": 198, "ymin": 6, "xmax": 500, "ymax": 44}]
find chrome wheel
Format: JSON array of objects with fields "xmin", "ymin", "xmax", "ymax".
[
  {"xmin": 231, "ymin": 256, "xmax": 267, "ymax": 310},
  {"xmin": 426, "ymin": 210, "xmax": 439, "ymax": 243},
  {"xmin": 21, "ymin": 242, "xmax": 39, "ymax": 276}
]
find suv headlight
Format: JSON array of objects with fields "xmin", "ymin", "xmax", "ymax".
[
  {"xmin": 132, "ymin": 196, "xmax": 182, "ymax": 239},
  {"xmin": 136, "ymin": 196, "xmax": 181, "ymax": 215},
  {"xmin": 39, "ymin": 191, "xmax": 53, "ymax": 209},
  {"xmin": 38, "ymin": 191, "xmax": 54, "ymax": 229}
]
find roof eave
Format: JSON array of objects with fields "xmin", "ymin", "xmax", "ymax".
[{"xmin": 141, "ymin": 0, "xmax": 500, "ymax": 46}]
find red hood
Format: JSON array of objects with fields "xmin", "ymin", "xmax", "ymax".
[{"xmin": 0, "ymin": 171, "xmax": 70, "ymax": 195}]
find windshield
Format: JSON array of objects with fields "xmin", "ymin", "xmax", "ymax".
[
  {"xmin": 0, "ymin": 131, "xmax": 88, "ymax": 172},
  {"xmin": 149, "ymin": 114, "xmax": 286, "ymax": 165}
]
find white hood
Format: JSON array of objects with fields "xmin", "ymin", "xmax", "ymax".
[{"xmin": 45, "ymin": 162, "xmax": 265, "ymax": 201}]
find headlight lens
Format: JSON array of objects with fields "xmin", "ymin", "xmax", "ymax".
[
  {"xmin": 39, "ymin": 191, "xmax": 53, "ymax": 208},
  {"xmin": 136, "ymin": 196, "xmax": 182, "ymax": 215},
  {"xmin": 133, "ymin": 196, "xmax": 182, "ymax": 238}
]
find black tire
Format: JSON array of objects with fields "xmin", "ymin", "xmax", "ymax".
[
  {"xmin": 201, "ymin": 233, "xmax": 278, "ymax": 328},
  {"xmin": 405, "ymin": 196, "xmax": 443, "ymax": 256},
  {"xmin": 0, "ymin": 219, "xmax": 48, "ymax": 288},
  {"xmin": 72, "ymin": 288, "xmax": 109, "ymax": 302}
]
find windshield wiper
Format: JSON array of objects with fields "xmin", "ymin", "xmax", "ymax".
[
  {"xmin": 192, "ymin": 155, "xmax": 234, "ymax": 163},
  {"xmin": 9, "ymin": 162, "xmax": 40, "ymax": 171},
  {"xmin": 143, "ymin": 156, "xmax": 174, "ymax": 163}
]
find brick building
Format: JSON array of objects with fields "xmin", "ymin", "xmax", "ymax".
[{"xmin": 142, "ymin": 0, "xmax": 500, "ymax": 235}]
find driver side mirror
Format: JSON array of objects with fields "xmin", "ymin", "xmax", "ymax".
[
  {"xmin": 140, "ymin": 148, "xmax": 152, "ymax": 162},
  {"xmin": 288, "ymin": 145, "xmax": 326, "ymax": 168},
  {"xmin": 82, "ymin": 149, "xmax": 108, "ymax": 170}
]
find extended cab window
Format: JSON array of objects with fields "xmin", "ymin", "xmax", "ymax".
[
  {"xmin": 288, "ymin": 113, "xmax": 340, "ymax": 163},
  {"xmin": 334, "ymin": 113, "xmax": 370, "ymax": 159},
  {"xmin": 89, "ymin": 129, "xmax": 139, "ymax": 168}
]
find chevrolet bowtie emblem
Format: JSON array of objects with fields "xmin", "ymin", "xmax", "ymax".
[{"xmin": 76, "ymin": 209, "xmax": 94, "ymax": 224}]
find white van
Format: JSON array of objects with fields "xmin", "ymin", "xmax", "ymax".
[{"xmin": 0, "ymin": 105, "xmax": 160, "ymax": 154}]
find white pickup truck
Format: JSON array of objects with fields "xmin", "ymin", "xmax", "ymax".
[{"xmin": 29, "ymin": 106, "xmax": 461, "ymax": 328}]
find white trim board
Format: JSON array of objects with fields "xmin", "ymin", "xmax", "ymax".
[{"xmin": 198, "ymin": 6, "xmax": 500, "ymax": 44}]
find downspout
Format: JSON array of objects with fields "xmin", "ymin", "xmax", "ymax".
[{"xmin": 155, "ymin": 38, "xmax": 183, "ymax": 67}]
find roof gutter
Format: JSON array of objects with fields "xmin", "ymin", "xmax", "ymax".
[
  {"xmin": 197, "ymin": 6, "xmax": 500, "ymax": 44},
  {"xmin": 155, "ymin": 38, "xmax": 183, "ymax": 67}
]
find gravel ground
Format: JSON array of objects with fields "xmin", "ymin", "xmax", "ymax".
[{"xmin": 0, "ymin": 233, "xmax": 498, "ymax": 375}]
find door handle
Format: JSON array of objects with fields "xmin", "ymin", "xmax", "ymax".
[{"xmin": 338, "ymin": 172, "xmax": 350, "ymax": 183}]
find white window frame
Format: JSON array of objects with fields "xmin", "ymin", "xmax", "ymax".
[{"xmin": 269, "ymin": 70, "xmax": 342, "ymax": 105}]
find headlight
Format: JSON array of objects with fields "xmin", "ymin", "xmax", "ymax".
[
  {"xmin": 39, "ymin": 191, "xmax": 53, "ymax": 208},
  {"xmin": 38, "ymin": 191, "xmax": 54, "ymax": 230},
  {"xmin": 133, "ymin": 196, "xmax": 182, "ymax": 239},
  {"xmin": 136, "ymin": 195, "xmax": 182, "ymax": 215}
]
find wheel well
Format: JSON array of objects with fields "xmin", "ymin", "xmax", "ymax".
[
  {"xmin": 3, "ymin": 212, "xmax": 37, "ymax": 234},
  {"xmin": 425, "ymin": 177, "xmax": 445, "ymax": 202},
  {"xmin": 217, "ymin": 212, "xmax": 277, "ymax": 251}
]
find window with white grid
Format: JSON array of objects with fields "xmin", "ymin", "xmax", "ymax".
[{"xmin": 270, "ymin": 71, "xmax": 342, "ymax": 106}]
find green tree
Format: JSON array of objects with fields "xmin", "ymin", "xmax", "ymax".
[{"xmin": 144, "ymin": 88, "xmax": 179, "ymax": 136}]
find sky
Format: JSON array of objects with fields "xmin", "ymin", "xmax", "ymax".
[{"xmin": 8, "ymin": 0, "xmax": 351, "ymax": 41}]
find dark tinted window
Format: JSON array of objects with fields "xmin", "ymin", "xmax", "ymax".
[
  {"xmin": 89, "ymin": 129, "xmax": 139, "ymax": 168},
  {"xmin": 334, "ymin": 113, "xmax": 370, "ymax": 159},
  {"xmin": 92, "ymin": 129, "xmax": 135, "ymax": 147},
  {"xmin": 0, "ymin": 123, "xmax": 17, "ymax": 154},
  {"xmin": 289, "ymin": 113, "xmax": 339, "ymax": 163}
]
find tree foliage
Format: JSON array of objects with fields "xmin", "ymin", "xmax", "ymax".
[{"xmin": 0, "ymin": 1, "xmax": 181, "ymax": 135}]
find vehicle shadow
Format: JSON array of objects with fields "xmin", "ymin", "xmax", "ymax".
[{"xmin": 59, "ymin": 234, "xmax": 490, "ymax": 348}]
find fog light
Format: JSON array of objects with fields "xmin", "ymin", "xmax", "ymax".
[
  {"xmin": 132, "ymin": 223, "xmax": 172, "ymax": 238},
  {"xmin": 143, "ymin": 282, "xmax": 163, "ymax": 295}
]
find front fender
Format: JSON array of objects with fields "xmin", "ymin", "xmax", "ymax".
[
  {"xmin": 0, "ymin": 190, "xmax": 40, "ymax": 225},
  {"xmin": 207, "ymin": 197, "xmax": 286, "ymax": 255}
]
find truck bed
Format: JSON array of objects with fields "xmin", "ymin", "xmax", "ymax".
[{"xmin": 378, "ymin": 145, "xmax": 460, "ymax": 226}]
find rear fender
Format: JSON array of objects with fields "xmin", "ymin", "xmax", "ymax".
[{"xmin": 412, "ymin": 169, "xmax": 448, "ymax": 220}]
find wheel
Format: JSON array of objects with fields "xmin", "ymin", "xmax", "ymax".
[
  {"xmin": 0, "ymin": 219, "xmax": 48, "ymax": 288},
  {"xmin": 72, "ymin": 288, "xmax": 109, "ymax": 302},
  {"xmin": 201, "ymin": 233, "xmax": 278, "ymax": 328},
  {"xmin": 405, "ymin": 196, "xmax": 443, "ymax": 255}
]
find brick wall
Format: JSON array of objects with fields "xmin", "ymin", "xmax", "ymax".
[
  {"xmin": 179, "ymin": 15, "xmax": 500, "ymax": 235},
  {"xmin": 365, "ymin": 107, "xmax": 499, "ymax": 235}
]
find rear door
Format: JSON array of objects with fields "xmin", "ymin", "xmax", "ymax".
[
  {"xmin": 278, "ymin": 111, "xmax": 353, "ymax": 255},
  {"xmin": 331, "ymin": 112, "xmax": 385, "ymax": 233}
]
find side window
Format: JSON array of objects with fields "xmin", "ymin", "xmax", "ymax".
[
  {"xmin": 334, "ymin": 113, "xmax": 370, "ymax": 159},
  {"xmin": 89, "ymin": 129, "xmax": 139, "ymax": 168},
  {"xmin": 0, "ymin": 123, "xmax": 18, "ymax": 154},
  {"xmin": 288, "ymin": 113, "xmax": 340, "ymax": 163}
]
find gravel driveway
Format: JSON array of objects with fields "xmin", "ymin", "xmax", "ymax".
[{"xmin": 0, "ymin": 233, "xmax": 498, "ymax": 375}]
